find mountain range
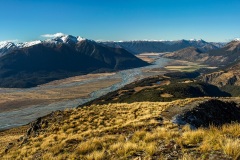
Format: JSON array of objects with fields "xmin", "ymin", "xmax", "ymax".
[
  {"xmin": 1, "ymin": 35, "xmax": 240, "ymax": 160},
  {"xmin": 102, "ymin": 39, "xmax": 225, "ymax": 54},
  {"xmin": 162, "ymin": 39, "xmax": 240, "ymax": 66},
  {"xmin": 0, "ymin": 36, "xmax": 237, "ymax": 88},
  {"xmin": 201, "ymin": 58, "xmax": 240, "ymax": 96},
  {"xmin": 0, "ymin": 35, "xmax": 148, "ymax": 88}
]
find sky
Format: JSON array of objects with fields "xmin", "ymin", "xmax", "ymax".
[{"xmin": 0, "ymin": 0, "xmax": 239, "ymax": 42}]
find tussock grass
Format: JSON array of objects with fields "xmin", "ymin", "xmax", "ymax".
[
  {"xmin": 86, "ymin": 150, "xmax": 106, "ymax": 160},
  {"xmin": 1, "ymin": 98, "xmax": 240, "ymax": 159},
  {"xmin": 220, "ymin": 138, "xmax": 240, "ymax": 159},
  {"xmin": 179, "ymin": 123, "xmax": 240, "ymax": 159}
]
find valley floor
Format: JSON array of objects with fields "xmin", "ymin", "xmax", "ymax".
[{"xmin": 0, "ymin": 57, "xmax": 170, "ymax": 130}]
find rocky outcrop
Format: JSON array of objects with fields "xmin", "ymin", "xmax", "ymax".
[
  {"xmin": 203, "ymin": 40, "xmax": 240, "ymax": 66},
  {"xmin": 201, "ymin": 62, "xmax": 240, "ymax": 87},
  {"xmin": 26, "ymin": 117, "xmax": 48, "ymax": 136},
  {"xmin": 201, "ymin": 71, "xmax": 225, "ymax": 86},
  {"xmin": 161, "ymin": 40, "xmax": 240, "ymax": 67},
  {"xmin": 172, "ymin": 99, "xmax": 240, "ymax": 129}
]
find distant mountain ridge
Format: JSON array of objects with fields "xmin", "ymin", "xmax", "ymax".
[
  {"xmin": 203, "ymin": 39, "xmax": 240, "ymax": 66},
  {"xmin": 0, "ymin": 35, "xmax": 148, "ymax": 88},
  {"xmin": 102, "ymin": 39, "xmax": 225, "ymax": 54},
  {"xmin": 162, "ymin": 40, "xmax": 240, "ymax": 66},
  {"xmin": 162, "ymin": 47, "xmax": 206, "ymax": 62},
  {"xmin": 0, "ymin": 38, "xmax": 226, "ymax": 56},
  {"xmin": 202, "ymin": 59, "xmax": 240, "ymax": 87}
]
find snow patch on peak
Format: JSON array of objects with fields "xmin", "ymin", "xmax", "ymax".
[
  {"xmin": 0, "ymin": 41, "xmax": 16, "ymax": 49},
  {"xmin": 0, "ymin": 41, "xmax": 17, "ymax": 56},
  {"xmin": 17, "ymin": 40, "xmax": 42, "ymax": 48},
  {"xmin": 189, "ymin": 39, "xmax": 204, "ymax": 42},
  {"xmin": 234, "ymin": 38, "xmax": 240, "ymax": 41},
  {"xmin": 0, "ymin": 41, "xmax": 10, "ymax": 48},
  {"xmin": 190, "ymin": 39, "xmax": 198, "ymax": 41},
  {"xmin": 45, "ymin": 34, "xmax": 86, "ymax": 44},
  {"xmin": 77, "ymin": 36, "xmax": 85, "ymax": 42}
]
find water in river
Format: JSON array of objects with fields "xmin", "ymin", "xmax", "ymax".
[{"xmin": 0, "ymin": 57, "xmax": 171, "ymax": 130}]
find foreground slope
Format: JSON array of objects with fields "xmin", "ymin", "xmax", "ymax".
[
  {"xmin": 0, "ymin": 36, "xmax": 148, "ymax": 88},
  {"xmin": 0, "ymin": 71, "xmax": 239, "ymax": 159},
  {"xmin": 1, "ymin": 98, "xmax": 240, "ymax": 159}
]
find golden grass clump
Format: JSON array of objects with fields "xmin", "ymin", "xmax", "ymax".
[
  {"xmin": 76, "ymin": 138, "xmax": 103, "ymax": 155},
  {"xmin": 86, "ymin": 150, "xmax": 106, "ymax": 160},
  {"xmin": 178, "ymin": 123, "xmax": 240, "ymax": 159},
  {"xmin": 220, "ymin": 138, "xmax": 240, "ymax": 159},
  {"xmin": 179, "ymin": 129, "xmax": 205, "ymax": 146}
]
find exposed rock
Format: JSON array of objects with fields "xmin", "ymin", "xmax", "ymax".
[
  {"xmin": 201, "ymin": 62, "xmax": 240, "ymax": 87},
  {"xmin": 4, "ymin": 142, "xmax": 14, "ymax": 153},
  {"xmin": 172, "ymin": 99, "xmax": 240, "ymax": 128},
  {"xmin": 201, "ymin": 71, "xmax": 225, "ymax": 86}
]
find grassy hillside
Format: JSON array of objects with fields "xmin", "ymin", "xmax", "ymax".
[
  {"xmin": 1, "ymin": 72, "xmax": 239, "ymax": 160},
  {"xmin": 1, "ymin": 98, "xmax": 239, "ymax": 159},
  {"xmin": 84, "ymin": 75, "xmax": 230, "ymax": 105}
]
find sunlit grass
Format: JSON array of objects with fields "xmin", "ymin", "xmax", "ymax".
[{"xmin": 1, "ymin": 99, "xmax": 239, "ymax": 159}]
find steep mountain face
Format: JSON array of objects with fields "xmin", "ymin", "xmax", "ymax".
[
  {"xmin": 202, "ymin": 61, "xmax": 240, "ymax": 87},
  {"xmin": 162, "ymin": 40, "xmax": 240, "ymax": 67},
  {"xmin": 162, "ymin": 47, "xmax": 206, "ymax": 62},
  {"xmin": 201, "ymin": 56, "xmax": 240, "ymax": 96},
  {"xmin": 203, "ymin": 39, "xmax": 240, "ymax": 66},
  {"xmin": 102, "ymin": 39, "xmax": 222, "ymax": 54},
  {"xmin": 0, "ymin": 35, "xmax": 148, "ymax": 88},
  {"xmin": 199, "ymin": 40, "xmax": 240, "ymax": 94},
  {"xmin": 173, "ymin": 99, "xmax": 240, "ymax": 128},
  {"xmin": 16, "ymin": 40, "xmax": 42, "ymax": 48},
  {"xmin": 0, "ymin": 42, "xmax": 17, "ymax": 56}
]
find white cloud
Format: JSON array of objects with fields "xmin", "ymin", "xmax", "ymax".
[{"xmin": 41, "ymin": 32, "xmax": 66, "ymax": 38}]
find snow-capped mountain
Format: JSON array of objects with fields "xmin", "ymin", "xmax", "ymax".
[
  {"xmin": 16, "ymin": 40, "xmax": 42, "ymax": 48},
  {"xmin": 45, "ymin": 35, "xmax": 85, "ymax": 45},
  {"xmin": 0, "ymin": 34, "xmax": 232, "ymax": 56},
  {"xmin": 162, "ymin": 39, "xmax": 240, "ymax": 66},
  {"xmin": 0, "ymin": 35, "xmax": 86, "ymax": 56},
  {"xmin": 0, "ymin": 34, "xmax": 148, "ymax": 88},
  {"xmin": 0, "ymin": 41, "xmax": 17, "ymax": 56},
  {"xmin": 234, "ymin": 38, "xmax": 240, "ymax": 41}
]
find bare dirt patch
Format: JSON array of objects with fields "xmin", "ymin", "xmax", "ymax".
[{"xmin": 160, "ymin": 93, "xmax": 173, "ymax": 98}]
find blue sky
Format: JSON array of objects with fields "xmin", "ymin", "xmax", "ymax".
[{"xmin": 0, "ymin": 0, "xmax": 239, "ymax": 42}]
